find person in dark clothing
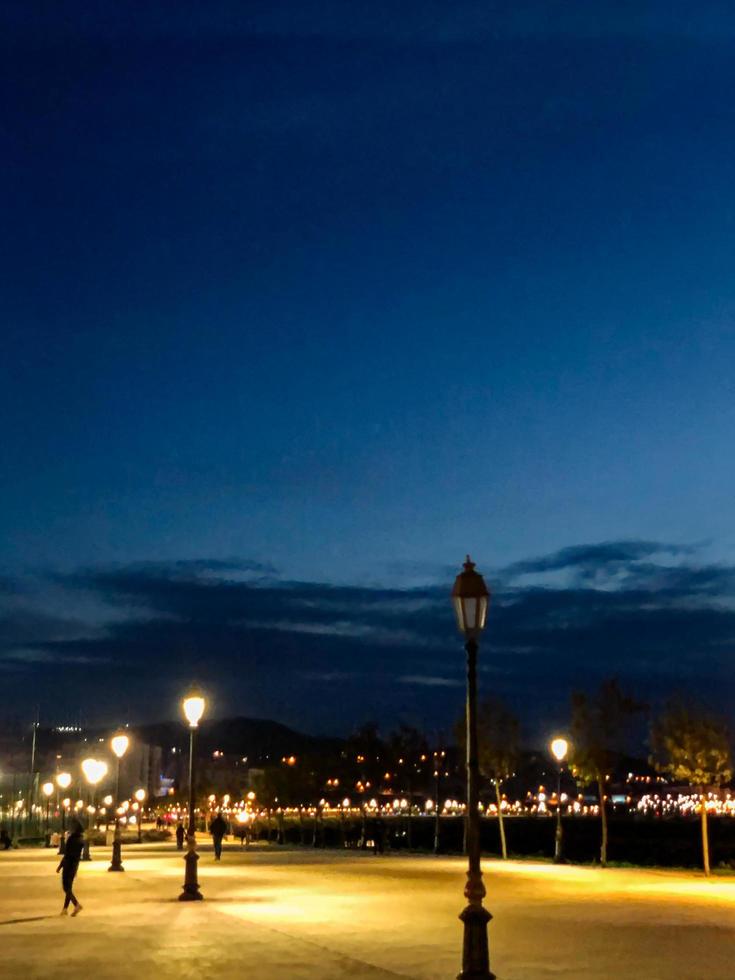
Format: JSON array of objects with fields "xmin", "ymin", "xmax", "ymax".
[
  {"xmin": 373, "ymin": 816, "xmax": 386, "ymax": 855},
  {"xmin": 56, "ymin": 819, "xmax": 84, "ymax": 915},
  {"xmin": 175, "ymin": 822, "xmax": 185, "ymax": 850},
  {"xmin": 0, "ymin": 827, "xmax": 11, "ymax": 850},
  {"xmin": 209, "ymin": 812, "xmax": 228, "ymax": 861}
]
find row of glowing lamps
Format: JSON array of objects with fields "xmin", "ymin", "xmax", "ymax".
[
  {"xmin": 26, "ymin": 734, "xmax": 147, "ymax": 823},
  {"xmin": 637, "ymin": 793, "xmax": 735, "ymax": 817},
  {"xmin": 172, "ymin": 794, "xmax": 600, "ymax": 821}
]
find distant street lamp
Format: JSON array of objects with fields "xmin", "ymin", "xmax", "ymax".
[
  {"xmin": 42, "ymin": 782, "xmax": 54, "ymax": 846},
  {"xmin": 452, "ymin": 555, "xmax": 494, "ymax": 980},
  {"xmin": 433, "ymin": 748, "xmax": 446, "ymax": 855},
  {"xmin": 56, "ymin": 772, "xmax": 72, "ymax": 854},
  {"xmin": 134, "ymin": 788, "xmax": 146, "ymax": 844},
  {"xmin": 550, "ymin": 737, "xmax": 569, "ymax": 864},
  {"xmin": 109, "ymin": 733, "xmax": 130, "ymax": 872},
  {"xmin": 81, "ymin": 758, "xmax": 108, "ymax": 861},
  {"xmin": 180, "ymin": 691, "xmax": 205, "ymax": 901}
]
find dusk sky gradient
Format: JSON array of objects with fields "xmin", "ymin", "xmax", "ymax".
[{"xmin": 2, "ymin": 3, "xmax": 735, "ymax": 736}]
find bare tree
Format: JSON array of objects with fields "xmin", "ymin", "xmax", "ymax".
[
  {"xmin": 457, "ymin": 698, "xmax": 520, "ymax": 859},
  {"xmin": 570, "ymin": 678, "xmax": 643, "ymax": 867},
  {"xmin": 388, "ymin": 725, "xmax": 429, "ymax": 849},
  {"xmin": 651, "ymin": 701, "xmax": 732, "ymax": 877}
]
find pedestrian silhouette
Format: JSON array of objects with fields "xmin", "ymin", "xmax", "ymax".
[
  {"xmin": 209, "ymin": 812, "xmax": 228, "ymax": 861},
  {"xmin": 175, "ymin": 822, "xmax": 185, "ymax": 850},
  {"xmin": 57, "ymin": 819, "xmax": 84, "ymax": 915}
]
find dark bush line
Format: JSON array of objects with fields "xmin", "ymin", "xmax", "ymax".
[{"xmin": 248, "ymin": 815, "xmax": 735, "ymax": 869}]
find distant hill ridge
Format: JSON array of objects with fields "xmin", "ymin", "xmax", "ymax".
[{"xmin": 133, "ymin": 716, "xmax": 344, "ymax": 761}]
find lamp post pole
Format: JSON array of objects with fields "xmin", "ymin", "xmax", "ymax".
[
  {"xmin": 42, "ymin": 783, "xmax": 54, "ymax": 846},
  {"xmin": 109, "ymin": 754, "xmax": 124, "ymax": 871},
  {"xmin": 41, "ymin": 783, "xmax": 54, "ymax": 847},
  {"xmin": 434, "ymin": 763, "xmax": 442, "ymax": 855},
  {"xmin": 134, "ymin": 789, "xmax": 146, "ymax": 844},
  {"xmin": 180, "ymin": 692, "xmax": 204, "ymax": 901},
  {"xmin": 452, "ymin": 556, "xmax": 494, "ymax": 980},
  {"xmin": 460, "ymin": 635, "xmax": 493, "ymax": 980},
  {"xmin": 109, "ymin": 734, "xmax": 129, "ymax": 872},
  {"xmin": 58, "ymin": 801, "xmax": 67, "ymax": 854},
  {"xmin": 83, "ymin": 797, "xmax": 94, "ymax": 861},
  {"xmin": 81, "ymin": 759, "xmax": 108, "ymax": 862},
  {"xmin": 56, "ymin": 773, "xmax": 71, "ymax": 855},
  {"xmin": 550, "ymin": 738, "xmax": 569, "ymax": 864},
  {"xmin": 555, "ymin": 766, "xmax": 562, "ymax": 861},
  {"xmin": 188, "ymin": 724, "xmax": 196, "ymax": 836}
]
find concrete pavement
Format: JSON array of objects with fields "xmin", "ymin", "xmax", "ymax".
[{"xmin": 1, "ymin": 841, "xmax": 734, "ymax": 979}]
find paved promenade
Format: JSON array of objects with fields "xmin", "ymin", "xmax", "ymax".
[{"xmin": 2, "ymin": 842, "xmax": 734, "ymax": 979}]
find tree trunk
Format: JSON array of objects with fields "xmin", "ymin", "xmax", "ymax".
[
  {"xmin": 406, "ymin": 779, "xmax": 413, "ymax": 850},
  {"xmin": 495, "ymin": 780, "xmax": 507, "ymax": 860},
  {"xmin": 597, "ymin": 771, "xmax": 608, "ymax": 867},
  {"xmin": 700, "ymin": 788, "xmax": 711, "ymax": 877}
]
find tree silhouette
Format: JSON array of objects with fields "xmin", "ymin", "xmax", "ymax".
[
  {"xmin": 570, "ymin": 678, "xmax": 643, "ymax": 867},
  {"xmin": 388, "ymin": 725, "xmax": 429, "ymax": 849},
  {"xmin": 456, "ymin": 697, "xmax": 520, "ymax": 859},
  {"xmin": 651, "ymin": 701, "xmax": 732, "ymax": 876}
]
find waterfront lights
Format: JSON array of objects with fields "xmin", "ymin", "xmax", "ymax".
[{"xmin": 452, "ymin": 555, "xmax": 494, "ymax": 980}]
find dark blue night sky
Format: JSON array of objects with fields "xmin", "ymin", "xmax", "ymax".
[{"xmin": 2, "ymin": 3, "xmax": 735, "ymax": 736}]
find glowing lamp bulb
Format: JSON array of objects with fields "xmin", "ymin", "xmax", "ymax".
[
  {"xmin": 551, "ymin": 738, "xmax": 569, "ymax": 763},
  {"xmin": 111, "ymin": 734, "xmax": 130, "ymax": 759},
  {"xmin": 134, "ymin": 788, "xmax": 146, "ymax": 802},
  {"xmin": 42, "ymin": 782, "xmax": 54, "ymax": 798},
  {"xmin": 81, "ymin": 758, "xmax": 108, "ymax": 786},
  {"xmin": 183, "ymin": 694, "xmax": 205, "ymax": 728},
  {"xmin": 56, "ymin": 772, "xmax": 72, "ymax": 790}
]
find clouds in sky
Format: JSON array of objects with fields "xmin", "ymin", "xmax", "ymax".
[{"xmin": 1, "ymin": 539, "xmax": 734, "ymax": 736}]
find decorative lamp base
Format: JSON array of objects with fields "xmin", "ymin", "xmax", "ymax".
[
  {"xmin": 178, "ymin": 837, "xmax": 204, "ymax": 901},
  {"xmin": 108, "ymin": 837, "xmax": 124, "ymax": 871},
  {"xmin": 457, "ymin": 903, "xmax": 495, "ymax": 980}
]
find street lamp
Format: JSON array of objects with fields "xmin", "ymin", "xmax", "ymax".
[
  {"xmin": 452, "ymin": 555, "xmax": 494, "ymax": 980},
  {"xmin": 180, "ymin": 691, "xmax": 205, "ymax": 901},
  {"xmin": 109, "ymin": 733, "xmax": 130, "ymax": 872},
  {"xmin": 550, "ymin": 737, "xmax": 569, "ymax": 864},
  {"xmin": 134, "ymin": 788, "xmax": 146, "ymax": 844},
  {"xmin": 56, "ymin": 772, "xmax": 72, "ymax": 854},
  {"xmin": 42, "ymin": 782, "xmax": 54, "ymax": 846},
  {"xmin": 81, "ymin": 758, "xmax": 108, "ymax": 861}
]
